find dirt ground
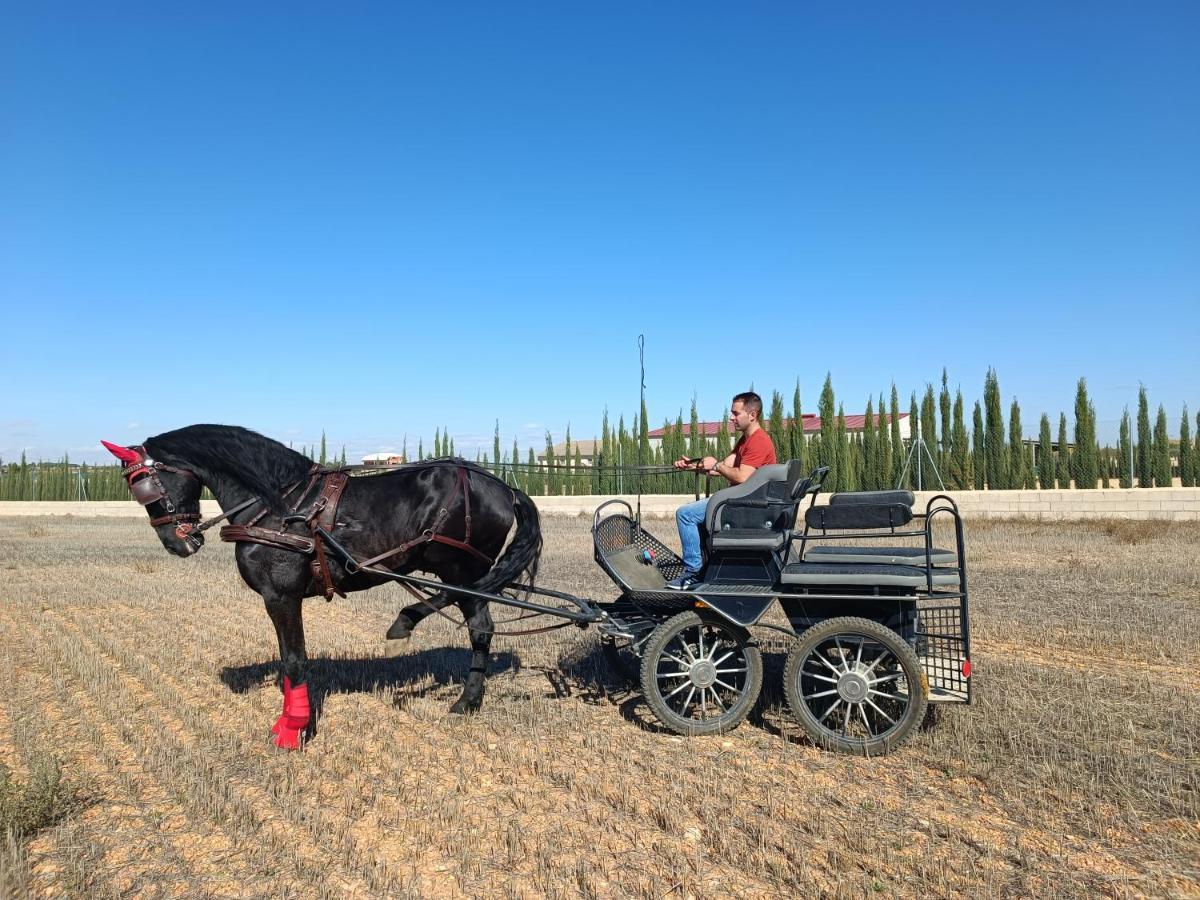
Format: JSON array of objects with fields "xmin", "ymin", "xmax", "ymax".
[{"xmin": 0, "ymin": 514, "xmax": 1197, "ymax": 898}]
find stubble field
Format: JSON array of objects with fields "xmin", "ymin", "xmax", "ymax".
[{"xmin": 0, "ymin": 514, "xmax": 1197, "ymax": 898}]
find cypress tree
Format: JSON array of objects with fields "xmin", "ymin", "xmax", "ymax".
[
  {"xmin": 1099, "ymin": 446, "xmax": 1110, "ymax": 488},
  {"xmin": 1037, "ymin": 414, "xmax": 1055, "ymax": 489},
  {"xmin": 1056, "ymin": 414, "xmax": 1071, "ymax": 488},
  {"xmin": 767, "ymin": 390, "xmax": 786, "ymax": 458},
  {"xmin": 972, "ymin": 401, "xmax": 986, "ymax": 490},
  {"xmin": 939, "ymin": 369, "xmax": 952, "ymax": 474},
  {"xmin": 494, "ymin": 421, "xmax": 502, "ymax": 480},
  {"xmin": 1009, "ymin": 399, "xmax": 1026, "ymax": 490},
  {"xmin": 818, "ymin": 374, "xmax": 837, "ymax": 475},
  {"xmin": 1073, "ymin": 378, "xmax": 1098, "ymax": 488},
  {"xmin": 889, "ymin": 385, "xmax": 904, "ymax": 488},
  {"xmin": 921, "ymin": 385, "xmax": 938, "ymax": 486},
  {"xmin": 432, "ymin": 428, "xmax": 440, "ymax": 459},
  {"xmin": 1152, "ymin": 405, "xmax": 1172, "ymax": 487},
  {"xmin": 688, "ymin": 396, "xmax": 704, "ymax": 462},
  {"xmin": 714, "ymin": 412, "xmax": 731, "ymax": 460},
  {"xmin": 512, "ymin": 436, "xmax": 520, "ymax": 489},
  {"xmin": 449, "ymin": 437, "xmax": 455, "ymax": 457},
  {"xmin": 544, "ymin": 431, "xmax": 556, "ymax": 495},
  {"xmin": 1118, "ymin": 410, "xmax": 1133, "ymax": 488},
  {"xmin": 835, "ymin": 404, "xmax": 851, "ymax": 492},
  {"xmin": 862, "ymin": 397, "xmax": 877, "ymax": 490},
  {"xmin": 1195, "ymin": 410, "xmax": 1200, "ymax": 487},
  {"xmin": 1136, "ymin": 385, "xmax": 1152, "ymax": 487},
  {"xmin": 790, "ymin": 379, "xmax": 806, "ymax": 470},
  {"xmin": 417, "ymin": 438, "xmax": 424, "ymax": 461},
  {"xmin": 600, "ymin": 409, "xmax": 612, "ymax": 494},
  {"xmin": 565, "ymin": 425, "xmax": 575, "ymax": 495},
  {"xmin": 951, "ymin": 389, "xmax": 971, "ymax": 490},
  {"xmin": 319, "ymin": 432, "xmax": 327, "ymax": 466},
  {"xmin": 1178, "ymin": 407, "xmax": 1193, "ymax": 488},
  {"xmin": 527, "ymin": 446, "xmax": 538, "ymax": 495},
  {"xmin": 876, "ymin": 393, "xmax": 892, "ymax": 489},
  {"xmin": 983, "ymin": 368, "xmax": 1007, "ymax": 489},
  {"xmin": 908, "ymin": 391, "xmax": 924, "ymax": 490}
]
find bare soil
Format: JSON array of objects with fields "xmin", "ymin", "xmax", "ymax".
[{"xmin": 0, "ymin": 515, "xmax": 1197, "ymax": 898}]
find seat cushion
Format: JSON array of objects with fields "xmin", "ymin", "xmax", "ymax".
[
  {"xmin": 710, "ymin": 530, "xmax": 789, "ymax": 551},
  {"xmin": 804, "ymin": 545, "xmax": 957, "ymax": 566},
  {"xmin": 781, "ymin": 562, "xmax": 960, "ymax": 588}
]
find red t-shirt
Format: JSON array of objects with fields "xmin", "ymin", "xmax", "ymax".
[{"xmin": 733, "ymin": 428, "xmax": 777, "ymax": 469}]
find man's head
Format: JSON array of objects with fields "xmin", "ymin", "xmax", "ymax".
[{"xmin": 729, "ymin": 391, "xmax": 763, "ymax": 435}]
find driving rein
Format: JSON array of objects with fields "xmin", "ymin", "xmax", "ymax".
[{"xmin": 119, "ymin": 452, "xmax": 496, "ymax": 601}]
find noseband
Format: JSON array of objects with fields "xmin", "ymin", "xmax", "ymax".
[{"xmin": 120, "ymin": 446, "xmax": 202, "ymax": 540}]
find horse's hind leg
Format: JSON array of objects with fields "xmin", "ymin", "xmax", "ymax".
[
  {"xmin": 449, "ymin": 597, "xmax": 494, "ymax": 714},
  {"xmin": 263, "ymin": 593, "xmax": 312, "ymax": 749}
]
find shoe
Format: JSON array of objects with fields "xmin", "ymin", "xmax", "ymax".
[{"xmin": 665, "ymin": 571, "xmax": 700, "ymax": 591}]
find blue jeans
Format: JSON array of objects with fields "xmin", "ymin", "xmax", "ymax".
[{"xmin": 675, "ymin": 498, "xmax": 709, "ymax": 574}]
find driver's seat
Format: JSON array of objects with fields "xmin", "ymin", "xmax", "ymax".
[{"xmin": 705, "ymin": 460, "xmax": 817, "ymax": 552}]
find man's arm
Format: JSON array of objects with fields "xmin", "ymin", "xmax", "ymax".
[{"xmin": 710, "ymin": 457, "xmax": 757, "ymax": 485}]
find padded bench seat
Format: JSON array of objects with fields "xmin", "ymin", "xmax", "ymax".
[
  {"xmin": 804, "ymin": 545, "xmax": 957, "ymax": 566},
  {"xmin": 781, "ymin": 562, "xmax": 961, "ymax": 588},
  {"xmin": 710, "ymin": 529, "xmax": 789, "ymax": 551}
]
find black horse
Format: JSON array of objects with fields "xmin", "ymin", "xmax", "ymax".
[{"xmin": 102, "ymin": 424, "xmax": 541, "ymax": 749}]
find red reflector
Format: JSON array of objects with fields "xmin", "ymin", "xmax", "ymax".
[{"xmin": 962, "ymin": 660, "xmax": 972, "ymax": 678}]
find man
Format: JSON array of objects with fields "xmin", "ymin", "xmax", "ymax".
[{"xmin": 667, "ymin": 391, "xmax": 777, "ymax": 589}]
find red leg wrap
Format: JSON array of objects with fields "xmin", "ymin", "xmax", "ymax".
[
  {"xmin": 271, "ymin": 677, "xmax": 296, "ymax": 739},
  {"xmin": 272, "ymin": 680, "xmax": 311, "ymax": 750}
]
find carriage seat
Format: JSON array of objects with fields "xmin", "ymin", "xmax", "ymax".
[
  {"xmin": 780, "ymin": 562, "xmax": 960, "ymax": 588},
  {"xmin": 706, "ymin": 461, "xmax": 806, "ymax": 553},
  {"xmin": 802, "ymin": 489, "xmax": 956, "ymax": 565}
]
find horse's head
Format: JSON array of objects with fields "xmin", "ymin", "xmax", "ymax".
[{"xmin": 102, "ymin": 440, "xmax": 205, "ymax": 556}]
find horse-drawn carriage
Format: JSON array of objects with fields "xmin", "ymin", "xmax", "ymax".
[
  {"xmin": 591, "ymin": 462, "xmax": 972, "ymax": 755},
  {"xmin": 104, "ymin": 426, "xmax": 971, "ymax": 756}
]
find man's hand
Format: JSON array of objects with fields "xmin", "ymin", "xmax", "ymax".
[
  {"xmin": 673, "ymin": 456, "xmax": 702, "ymax": 470},
  {"xmin": 700, "ymin": 456, "xmax": 718, "ymax": 473}
]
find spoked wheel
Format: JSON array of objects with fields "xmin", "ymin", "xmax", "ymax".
[
  {"xmin": 640, "ymin": 610, "xmax": 763, "ymax": 736},
  {"xmin": 784, "ymin": 616, "xmax": 928, "ymax": 756}
]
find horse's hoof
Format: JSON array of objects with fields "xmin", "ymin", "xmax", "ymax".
[
  {"xmin": 272, "ymin": 725, "xmax": 303, "ymax": 750},
  {"xmin": 386, "ymin": 613, "xmax": 414, "ymax": 640},
  {"xmin": 449, "ymin": 698, "xmax": 481, "ymax": 715}
]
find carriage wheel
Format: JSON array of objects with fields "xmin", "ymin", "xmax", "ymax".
[
  {"xmin": 639, "ymin": 610, "xmax": 762, "ymax": 736},
  {"xmin": 784, "ymin": 616, "xmax": 928, "ymax": 756}
]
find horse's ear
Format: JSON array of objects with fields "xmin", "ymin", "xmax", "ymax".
[{"xmin": 101, "ymin": 440, "xmax": 142, "ymax": 463}]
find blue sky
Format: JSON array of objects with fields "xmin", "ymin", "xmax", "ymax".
[{"xmin": 2, "ymin": 2, "xmax": 1197, "ymax": 463}]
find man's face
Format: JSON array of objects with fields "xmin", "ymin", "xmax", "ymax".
[{"xmin": 729, "ymin": 401, "xmax": 754, "ymax": 434}]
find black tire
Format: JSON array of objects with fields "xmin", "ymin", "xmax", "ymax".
[
  {"xmin": 639, "ymin": 610, "xmax": 763, "ymax": 736},
  {"xmin": 784, "ymin": 616, "xmax": 928, "ymax": 756}
]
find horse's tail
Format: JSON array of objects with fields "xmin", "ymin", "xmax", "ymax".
[{"xmin": 471, "ymin": 486, "xmax": 541, "ymax": 597}]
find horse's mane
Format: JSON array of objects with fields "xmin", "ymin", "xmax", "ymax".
[{"xmin": 144, "ymin": 424, "xmax": 313, "ymax": 510}]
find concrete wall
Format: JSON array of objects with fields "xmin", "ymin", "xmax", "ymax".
[{"xmin": 4, "ymin": 487, "xmax": 1199, "ymax": 521}]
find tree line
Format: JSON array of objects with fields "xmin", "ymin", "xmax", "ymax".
[{"xmin": 2, "ymin": 371, "xmax": 1197, "ymax": 500}]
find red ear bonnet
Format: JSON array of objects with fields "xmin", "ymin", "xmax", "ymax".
[{"xmin": 101, "ymin": 440, "xmax": 143, "ymax": 464}]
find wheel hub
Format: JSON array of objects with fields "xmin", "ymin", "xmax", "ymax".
[
  {"xmin": 836, "ymin": 671, "xmax": 869, "ymax": 702},
  {"xmin": 689, "ymin": 660, "xmax": 717, "ymax": 688}
]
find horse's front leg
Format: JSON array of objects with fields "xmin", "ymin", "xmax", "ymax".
[
  {"xmin": 450, "ymin": 597, "xmax": 494, "ymax": 714},
  {"xmin": 264, "ymin": 594, "xmax": 311, "ymax": 750}
]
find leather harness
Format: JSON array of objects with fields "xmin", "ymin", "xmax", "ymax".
[{"xmin": 219, "ymin": 462, "xmax": 494, "ymax": 601}]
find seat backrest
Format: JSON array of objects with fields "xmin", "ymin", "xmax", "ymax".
[{"xmin": 704, "ymin": 463, "xmax": 789, "ymax": 534}]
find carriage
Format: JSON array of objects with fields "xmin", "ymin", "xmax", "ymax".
[
  {"xmin": 105, "ymin": 427, "xmax": 971, "ymax": 756},
  {"xmin": 588, "ymin": 463, "xmax": 972, "ymax": 755}
]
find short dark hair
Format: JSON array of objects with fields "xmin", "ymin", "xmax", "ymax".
[{"xmin": 732, "ymin": 391, "xmax": 763, "ymax": 420}]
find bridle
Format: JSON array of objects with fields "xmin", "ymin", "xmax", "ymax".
[{"xmin": 118, "ymin": 445, "xmax": 205, "ymax": 544}]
